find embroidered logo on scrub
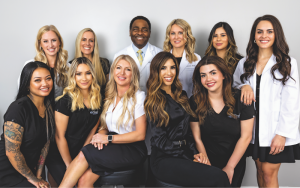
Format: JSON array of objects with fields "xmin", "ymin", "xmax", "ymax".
[
  {"xmin": 90, "ymin": 110, "xmax": 98, "ymax": 115},
  {"xmin": 228, "ymin": 113, "xmax": 240, "ymax": 119}
]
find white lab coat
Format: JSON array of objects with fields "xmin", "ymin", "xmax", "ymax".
[
  {"xmin": 233, "ymin": 54, "xmax": 300, "ymax": 146},
  {"xmin": 170, "ymin": 49, "xmax": 201, "ymax": 97},
  {"xmin": 113, "ymin": 43, "xmax": 162, "ymax": 93}
]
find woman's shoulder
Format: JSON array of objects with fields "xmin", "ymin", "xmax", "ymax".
[
  {"xmin": 135, "ymin": 90, "xmax": 146, "ymax": 104},
  {"xmin": 9, "ymin": 96, "xmax": 31, "ymax": 110},
  {"xmin": 4, "ymin": 96, "xmax": 32, "ymax": 124}
]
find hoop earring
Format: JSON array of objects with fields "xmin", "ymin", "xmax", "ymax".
[{"xmin": 254, "ymin": 40, "xmax": 256, "ymax": 43}]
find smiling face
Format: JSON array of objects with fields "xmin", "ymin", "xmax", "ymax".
[
  {"xmin": 29, "ymin": 67, "xmax": 53, "ymax": 98},
  {"xmin": 212, "ymin": 27, "xmax": 228, "ymax": 51},
  {"xmin": 113, "ymin": 59, "xmax": 132, "ymax": 88},
  {"xmin": 169, "ymin": 24, "xmax": 186, "ymax": 49},
  {"xmin": 40, "ymin": 31, "xmax": 60, "ymax": 58},
  {"xmin": 75, "ymin": 64, "xmax": 92, "ymax": 90},
  {"xmin": 160, "ymin": 59, "xmax": 176, "ymax": 90},
  {"xmin": 200, "ymin": 64, "xmax": 224, "ymax": 94},
  {"xmin": 80, "ymin": 31, "xmax": 95, "ymax": 57},
  {"xmin": 255, "ymin": 20, "xmax": 275, "ymax": 50},
  {"xmin": 130, "ymin": 19, "xmax": 150, "ymax": 49}
]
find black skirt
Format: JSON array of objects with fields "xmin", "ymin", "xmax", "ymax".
[
  {"xmin": 249, "ymin": 74, "xmax": 300, "ymax": 163},
  {"xmin": 81, "ymin": 132, "xmax": 147, "ymax": 176}
]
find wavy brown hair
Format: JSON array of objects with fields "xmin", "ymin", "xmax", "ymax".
[
  {"xmin": 240, "ymin": 15, "xmax": 293, "ymax": 85},
  {"xmin": 192, "ymin": 56, "xmax": 236, "ymax": 125},
  {"xmin": 205, "ymin": 22, "xmax": 242, "ymax": 74},
  {"xmin": 163, "ymin": 19, "xmax": 198, "ymax": 63},
  {"xmin": 35, "ymin": 25, "xmax": 69, "ymax": 87},
  {"xmin": 144, "ymin": 52, "xmax": 195, "ymax": 127}
]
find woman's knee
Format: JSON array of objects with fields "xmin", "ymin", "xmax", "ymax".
[
  {"xmin": 261, "ymin": 163, "xmax": 280, "ymax": 183},
  {"xmin": 77, "ymin": 151, "xmax": 87, "ymax": 163},
  {"xmin": 77, "ymin": 174, "xmax": 89, "ymax": 187}
]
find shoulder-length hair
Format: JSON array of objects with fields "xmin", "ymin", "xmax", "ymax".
[
  {"xmin": 163, "ymin": 19, "xmax": 198, "ymax": 63},
  {"xmin": 18, "ymin": 61, "xmax": 55, "ymax": 140},
  {"xmin": 75, "ymin": 28, "xmax": 106, "ymax": 86},
  {"xmin": 144, "ymin": 51, "xmax": 195, "ymax": 127},
  {"xmin": 57, "ymin": 57, "xmax": 101, "ymax": 112},
  {"xmin": 205, "ymin": 22, "xmax": 242, "ymax": 74},
  {"xmin": 34, "ymin": 25, "xmax": 69, "ymax": 88},
  {"xmin": 192, "ymin": 56, "xmax": 236, "ymax": 125},
  {"xmin": 241, "ymin": 15, "xmax": 292, "ymax": 85},
  {"xmin": 100, "ymin": 55, "xmax": 140, "ymax": 131}
]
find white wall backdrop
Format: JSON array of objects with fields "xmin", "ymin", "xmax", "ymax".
[{"xmin": 0, "ymin": 0, "xmax": 299, "ymax": 186}]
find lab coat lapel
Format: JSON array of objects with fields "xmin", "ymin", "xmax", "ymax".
[
  {"xmin": 140, "ymin": 43, "xmax": 153, "ymax": 72},
  {"xmin": 179, "ymin": 50, "xmax": 189, "ymax": 75},
  {"xmin": 262, "ymin": 54, "xmax": 276, "ymax": 75},
  {"xmin": 127, "ymin": 45, "xmax": 140, "ymax": 68}
]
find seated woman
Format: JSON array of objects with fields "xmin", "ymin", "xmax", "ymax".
[
  {"xmin": 144, "ymin": 51, "xmax": 230, "ymax": 187},
  {"xmin": 46, "ymin": 57, "xmax": 102, "ymax": 185},
  {"xmin": 71, "ymin": 28, "xmax": 110, "ymax": 98},
  {"xmin": 205, "ymin": 22, "xmax": 243, "ymax": 75},
  {"xmin": 189, "ymin": 56, "xmax": 255, "ymax": 187},
  {"xmin": 58, "ymin": 55, "xmax": 147, "ymax": 188},
  {"xmin": 0, "ymin": 61, "xmax": 55, "ymax": 187}
]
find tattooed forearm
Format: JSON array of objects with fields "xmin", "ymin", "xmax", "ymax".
[
  {"xmin": 4, "ymin": 121, "xmax": 39, "ymax": 182},
  {"xmin": 36, "ymin": 140, "xmax": 50, "ymax": 177}
]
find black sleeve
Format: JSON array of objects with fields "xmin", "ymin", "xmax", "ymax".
[
  {"xmin": 149, "ymin": 118, "xmax": 183, "ymax": 157},
  {"xmin": 189, "ymin": 95, "xmax": 199, "ymax": 122},
  {"xmin": 235, "ymin": 90, "xmax": 255, "ymax": 121},
  {"xmin": 55, "ymin": 94, "xmax": 72, "ymax": 116},
  {"xmin": 4, "ymin": 101, "xmax": 27, "ymax": 127},
  {"xmin": 100, "ymin": 57, "xmax": 110, "ymax": 75}
]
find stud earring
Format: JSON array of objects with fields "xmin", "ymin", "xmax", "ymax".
[{"xmin": 254, "ymin": 40, "xmax": 256, "ymax": 43}]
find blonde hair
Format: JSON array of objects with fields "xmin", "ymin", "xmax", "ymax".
[
  {"xmin": 75, "ymin": 28, "xmax": 106, "ymax": 86},
  {"xmin": 163, "ymin": 19, "xmax": 198, "ymax": 63},
  {"xmin": 35, "ymin": 25, "xmax": 69, "ymax": 87},
  {"xmin": 56, "ymin": 57, "xmax": 101, "ymax": 112},
  {"xmin": 100, "ymin": 55, "xmax": 140, "ymax": 131}
]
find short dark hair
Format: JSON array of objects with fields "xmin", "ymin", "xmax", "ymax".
[{"xmin": 130, "ymin": 16, "xmax": 151, "ymax": 31}]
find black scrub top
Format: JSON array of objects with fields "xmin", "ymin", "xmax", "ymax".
[
  {"xmin": 0, "ymin": 96, "xmax": 49, "ymax": 187},
  {"xmin": 189, "ymin": 90, "xmax": 255, "ymax": 168},
  {"xmin": 48, "ymin": 94, "xmax": 101, "ymax": 162},
  {"xmin": 149, "ymin": 90, "xmax": 198, "ymax": 159}
]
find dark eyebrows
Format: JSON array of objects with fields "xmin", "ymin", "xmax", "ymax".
[
  {"xmin": 33, "ymin": 74, "xmax": 51, "ymax": 79},
  {"xmin": 257, "ymin": 29, "xmax": 274, "ymax": 31},
  {"xmin": 200, "ymin": 69, "xmax": 217, "ymax": 74}
]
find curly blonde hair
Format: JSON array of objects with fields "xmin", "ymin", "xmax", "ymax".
[
  {"xmin": 163, "ymin": 19, "xmax": 198, "ymax": 63},
  {"xmin": 35, "ymin": 25, "xmax": 68, "ymax": 87},
  {"xmin": 75, "ymin": 28, "xmax": 106, "ymax": 86},
  {"xmin": 56, "ymin": 57, "xmax": 101, "ymax": 112},
  {"xmin": 99, "ymin": 55, "xmax": 140, "ymax": 131}
]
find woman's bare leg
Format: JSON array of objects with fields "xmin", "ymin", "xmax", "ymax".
[
  {"xmin": 255, "ymin": 159, "xmax": 264, "ymax": 187},
  {"xmin": 59, "ymin": 151, "xmax": 89, "ymax": 188},
  {"xmin": 77, "ymin": 168, "xmax": 100, "ymax": 188},
  {"xmin": 261, "ymin": 162, "xmax": 281, "ymax": 188},
  {"xmin": 48, "ymin": 172, "xmax": 58, "ymax": 187}
]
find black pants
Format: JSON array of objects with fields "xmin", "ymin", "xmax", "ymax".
[
  {"xmin": 150, "ymin": 148, "xmax": 230, "ymax": 187},
  {"xmin": 46, "ymin": 162, "xmax": 66, "ymax": 185}
]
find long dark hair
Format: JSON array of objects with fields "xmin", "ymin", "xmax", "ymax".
[
  {"xmin": 241, "ymin": 15, "xmax": 292, "ymax": 85},
  {"xmin": 18, "ymin": 61, "xmax": 55, "ymax": 140},
  {"xmin": 144, "ymin": 52, "xmax": 195, "ymax": 127},
  {"xmin": 205, "ymin": 22, "xmax": 242, "ymax": 74},
  {"xmin": 192, "ymin": 56, "xmax": 236, "ymax": 125}
]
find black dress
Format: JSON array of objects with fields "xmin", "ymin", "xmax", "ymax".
[
  {"xmin": 0, "ymin": 96, "xmax": 49, "ymax": 187},
  {"xmin": 46, "ymin": 94, "xmax": 101, "ymax": 184},
  {"xmin": 189, "ymin": 90, "xmax": 255, "ymax": 187},
  {"xmin": 149, "ymin": 90, "xmax": 230, "ymax": 187},
  {"xmin": 249, "ymin": 74, "xmax": 300, "ymax": 163}
]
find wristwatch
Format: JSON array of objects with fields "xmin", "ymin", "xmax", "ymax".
[{"xmin": 108, "ymin": 135, "xmax": 113, "ymax": 143}]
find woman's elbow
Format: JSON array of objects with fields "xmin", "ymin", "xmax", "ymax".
[{"xmin": 136, "ymin": 133, "xmax": 146, "ymax": 141}]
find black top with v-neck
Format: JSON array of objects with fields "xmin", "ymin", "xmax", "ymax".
[
  {"xmin": 0, "ymin": 96, "xmax": 49, "ymax": 187},
  {"xmin": 48, "ymin": 94, "xmax": 101, "ymax": 162},
  {"xmin": 189, "ymin": 90, "xmax": 255, "ymax": 168}
]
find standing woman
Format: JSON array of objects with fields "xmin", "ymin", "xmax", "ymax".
[
  {"xmin": 164, "ymin": 19, "xmax": 200, "ymax": 97},
  {"xmin": 19, "ymin": 25, "xmax": 69, "ymax": 98},
  {"xmin": 145, "ymin": 52, "xmax": 230, "ymax": 187},
  {"xmin": 205, "ymin": 22, "xmax": 243, "ymax": 75},
  {"xmin": 0, "ymin": 62, "xmax": 55, "ymax": 187},
  {"xmin": 46, "ymin": 57, "xmax": 102, "ymax": 185},
  {"xmin": 59, "ymin": 55, "xmax": 147, "ymax": 187},
  {"xmin": 72, "ymin": 28, "xmax": 110, "ymax": 98},
  {"xmin": 189, "ymin": 56, "xmax": 255, "ymax": 186},
  {"xmin": 233, "ymin": 15, "xmax": 300, "ymax": 187}
]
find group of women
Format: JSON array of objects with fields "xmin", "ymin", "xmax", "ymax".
[{"xmin": 0, "ymin": 14, "xmax": 300, "ymax": 188}]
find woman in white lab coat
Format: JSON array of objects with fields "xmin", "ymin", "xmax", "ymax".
[
  {"xmin": 163, "ymin": 19, "xmax": 200, "ymax": 97},
  {"xmin": 205, "ymin": 22, "xmax": 243, "ymax": 75},
  {"xmin": 233, "ymin": 14, "xmax": 300, "ymax": 187}
]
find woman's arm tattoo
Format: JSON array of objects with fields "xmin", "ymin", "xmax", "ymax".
[
  {"xmin": 36, "ymin": 140, "xmax": 50, "ymax": 178},
  {"xmin": 4, "ymin": 121, "xmax": 39, "ymax": 182}
]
